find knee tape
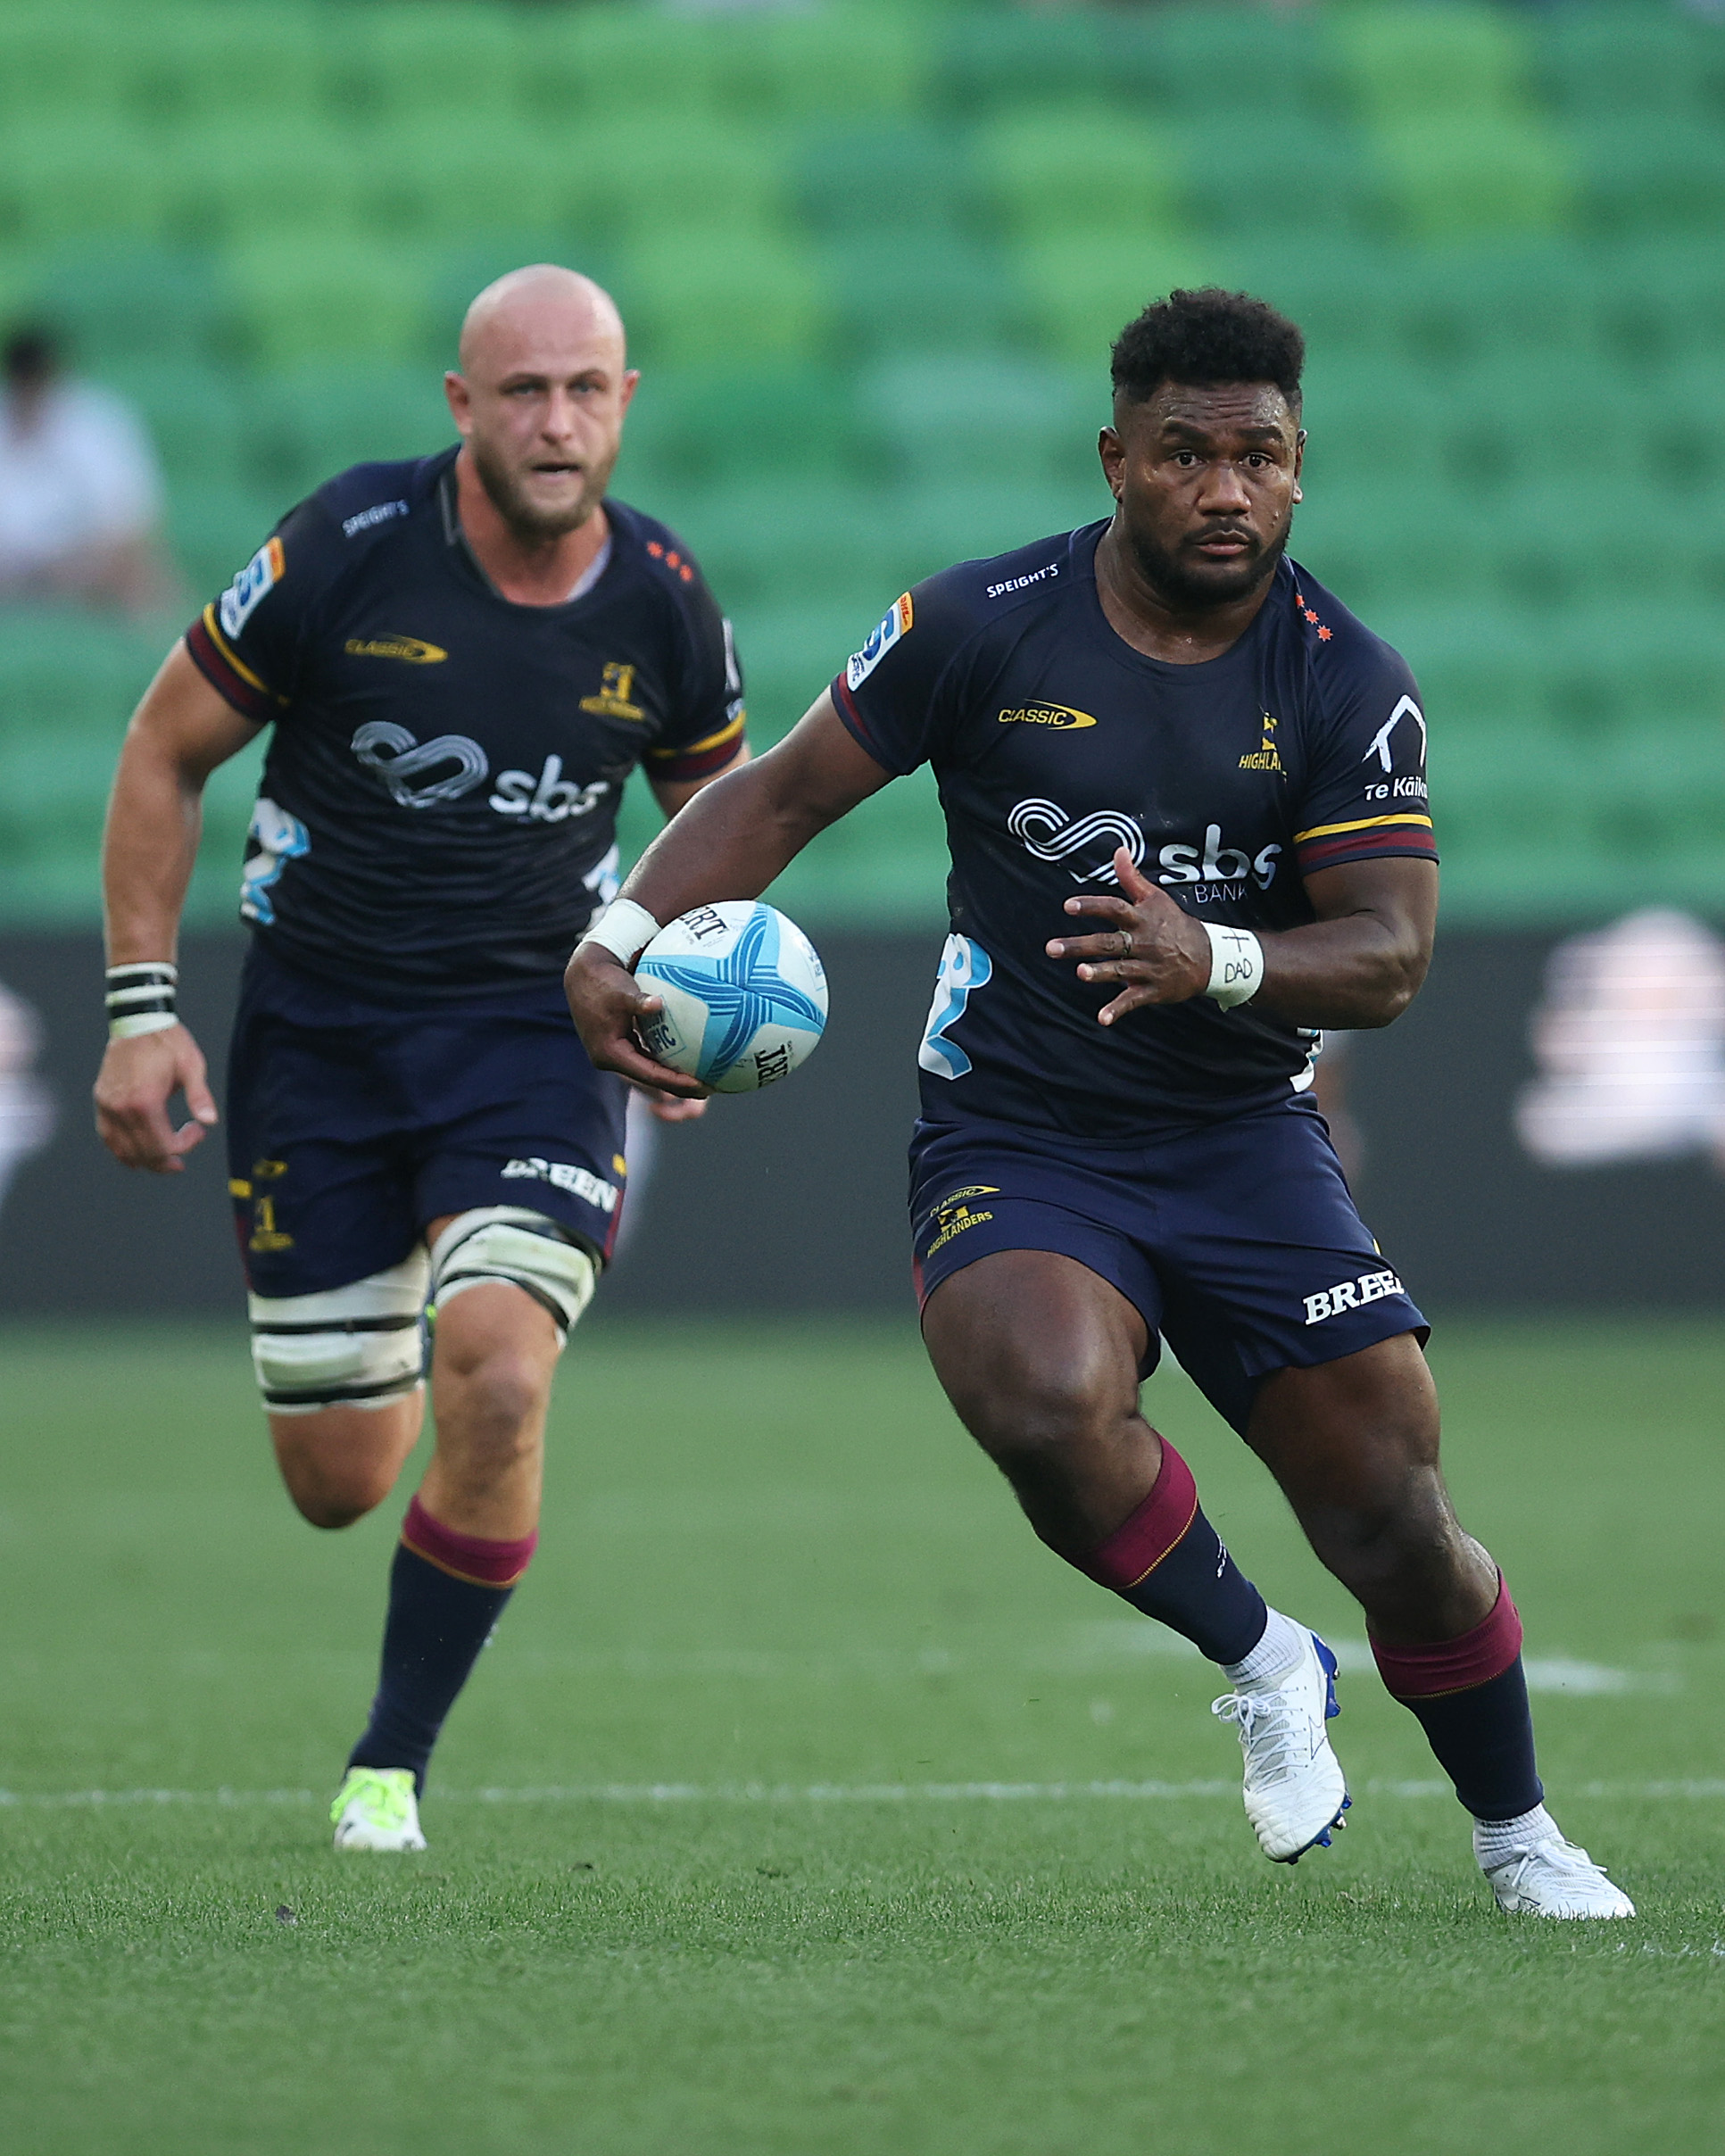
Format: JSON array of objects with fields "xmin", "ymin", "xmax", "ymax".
[
  {"xmin": 427, "ymin": 1207, "xmax": 596, "ymax": 1343},
  {"xmin": 249, "ymin": 1253, "xmax": 429, "ymax": 1415}
]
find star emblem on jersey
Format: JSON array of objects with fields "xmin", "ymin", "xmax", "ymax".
[
  {"xmin": 1239, "ymin": 712, "xmax": 1284, "ymax": 773},
  {"xmin": 642, "ymin": 908, "xmax": 826, "ymax": 1080}
]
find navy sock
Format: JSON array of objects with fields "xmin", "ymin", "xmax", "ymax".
[
  {"xmin": 1082, "ymin": 1436, "xmax": 1268, "ymax": 1666},
  {"xmin": 1372, "ymin": 1577, "xmax": 1544, "ymax": 1820},
  {"xmin": 1394, "ymin": 1662, "xmax": 1544, "ymax": 1821},
  {"xmin": 348, "ymin": 1543, "xmax": 514, "ymax": 1795}
]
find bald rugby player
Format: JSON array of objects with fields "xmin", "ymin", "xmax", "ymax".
[
  {"xmin": 569, "ymin": 289, "xmax": 1632, "ymax": 1918},
  {"xmin": 95, "ymin": 269, "xmax": 748, "ymax": 1850}
]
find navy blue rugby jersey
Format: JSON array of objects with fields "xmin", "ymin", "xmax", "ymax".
[
  {"xmin": 833, "ymin": 522, "xmax": 1435, "ymax": 1140},
  {"xmin": 186, "ymin": 446, "xmax": 744, "ymax": 995}
]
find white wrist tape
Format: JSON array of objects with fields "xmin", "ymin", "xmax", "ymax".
[
  {"xmin": 106, "ymin": 961, "xmax": 179, "ymax": 1040},
  {"xmin": 578, "ymin": 900, "xmax": 662, "ymax": 969},
  {"xmin": 1201, "ymin": 923, "xmax": 1264, "ymax": 1009}
]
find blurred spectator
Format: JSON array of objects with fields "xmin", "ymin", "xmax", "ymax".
[
  {"xmin": 0, "ymin": 328, "xmax": 176, "ymax": 616},
  {"xmin": 0, "ymin": 980, "xmax": 54, "ymax": 1227},
  {"xmin": 1515, "ymin": 909, "xmax": 1725, "ymax": 1171}
]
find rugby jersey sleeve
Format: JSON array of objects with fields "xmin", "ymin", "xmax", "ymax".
[
  {"xmin": 643, "ymin": 551, "xmax": 748, "ymax": 784},
  {"xmin": 1291, "ymin": 628, "xmax": 1437, "ymax": 880},
  {"xmin": 830, "ymin": 571, "xmax": 975, "ymax": 776},
  {"xmin": 184, "ymin": 496, "xmax": 336, "ymax": 723}
]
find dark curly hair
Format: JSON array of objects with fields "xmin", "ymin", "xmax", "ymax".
[{"xmin": 1111, "ymin": 288, "xmax": 1304, "ymax": 409}]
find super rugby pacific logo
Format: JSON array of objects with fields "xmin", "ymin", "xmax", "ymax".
[
  {"xmin": 218, "ymin": 537, "xmax": 285, "ymax": 640},
  {"xmin": 845, "ymin": 593, "xmax": 913, "ymax": 691}
]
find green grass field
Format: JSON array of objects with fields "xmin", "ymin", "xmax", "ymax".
[{"xmin": 4, "ymin": 1315, "xmax": 1725, "ymax": 2154}]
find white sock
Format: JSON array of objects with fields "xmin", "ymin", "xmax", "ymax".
[
  {"xmin": 1472, "ymin": 1804, "xmax": 1559, "ymax": 1868},
  {"xmin": 1221, "ymin": 1607, "xmax": 1306, "ymax": 1687}
]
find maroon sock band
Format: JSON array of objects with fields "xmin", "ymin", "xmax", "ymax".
[
  {"xmin": 1371, "ymin": 1575, "xmax": 1523, "ymax": 1699},
  {"xmin": 402, "ymin": 1494, "xmax": 537, "ymax": 1588},
  {"xmin": 1082, "ymin": 1436, "xmax": 1200, "ymax": 1592}
]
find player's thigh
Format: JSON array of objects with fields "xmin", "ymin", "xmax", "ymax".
[
  {"xmin": 922, "ymin": 1248, "xmax": 1150, "ymax": 1449},
  {"xmin": 269, "ymin": 1396, "xmax": 425, "ymax": 1525},
  {"xmin": 1246, "ymin": 1331, "xmax": 1445, "ymax": 1524}
]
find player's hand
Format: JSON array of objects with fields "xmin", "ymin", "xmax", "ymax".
[
  {"xmin": 1045, "ymin": 846, "xmax": 1212, "ymax": 1025},
  {"xmin": 564, "ymin": 942, "xmax": 709, "ymax": 1099},
  {"xmin": 93, "ymin": 1024, "xmax": 219, "ymax": 1173},
  {"xmin": 631, "ymin": 1082, "xmax": 709, "ymax": 1124}
]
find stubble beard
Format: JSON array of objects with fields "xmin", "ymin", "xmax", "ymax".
[
  {"xmin": 470, "ymin": 435, "xmax": 612, "ymax": 546},
  {"xmin": 1125, "ymin": 518, "xmax": 1289, "ymax": 613}
]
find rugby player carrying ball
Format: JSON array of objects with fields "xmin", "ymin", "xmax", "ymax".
[{"xmin": 568, "ymin": 289, "xmax": 1630, "ymax": 1918}]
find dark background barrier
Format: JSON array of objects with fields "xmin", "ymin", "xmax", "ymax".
[{"xmin": 3, "ymin": 925, "xmax": 1722, "ymax": 1318}]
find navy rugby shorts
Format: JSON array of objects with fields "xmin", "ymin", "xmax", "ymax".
[
  {"xmin": 227, "ymin": 940, "xmax": 629, "ymax": 1299},
  {"xmin": 908, "ymin": 1097, "xmax": 1427, "ymax": 1437}
]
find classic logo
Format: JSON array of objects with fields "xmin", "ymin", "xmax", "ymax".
[
  {"xmin": 845, "ymin": 593, "xmax": 914, "ymax": 691},
  {"xmin": 1008, "ymin": 798, "xmax": 1145, "ymax": 884},
  {"xmin": 579, "ymin": 661, "xmax": 646, "ymax": 720},
  {"xmin": 218, "ymin": 537, "xmax": 285, "ymax": 641},
  {"xmin": 999, "ymin": 702, "xmax": 1096, "ymax": 730},
  {"xmin": 344, "ymin": 635, "xmax": 447, "ymax": 664},
  {"xmin": 1239, "ymin": 711, "xmax": 1283, "ymax": 773}
]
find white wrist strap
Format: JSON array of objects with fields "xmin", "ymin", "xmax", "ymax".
[
  {"xmin": 106, "ymin": 961, "xmax": 179, "ymax": 1041},
  {"xmin": 1201, "ymin": 923, "xmax": 1264, "ymax": 1009},
  {"xmin": 579, "ymin": 899, "xmax": 662, "ymax": 968}
]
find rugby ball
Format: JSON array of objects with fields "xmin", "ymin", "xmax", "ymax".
[{"xmin": 635, "ymin": 900, "xmax": 827, "ymax": 1093}]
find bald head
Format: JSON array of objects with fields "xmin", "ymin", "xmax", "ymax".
[
  {"xmin": 458, "ymin": 264, "xmax": 626, "ymax": 382},
  {"xmin": 446, "ymin": 264, "xmax": 637, "ymax": 544}
]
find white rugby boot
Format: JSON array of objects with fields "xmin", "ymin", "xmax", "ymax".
[
  {"xmin": 1211, "ymin": 1628, "xmax": 1350, "ymax": 1863},
  {"xmin": 330, "ymin": 1766, "xmax": 427, "ymax": 1852},
  {"xmin": 1475, "ymin": 1814, "xmax": 1634, "ymax": 1919}
]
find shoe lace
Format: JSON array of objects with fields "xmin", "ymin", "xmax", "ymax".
[
  {"xmin": 1210, "ymin": 1689, "xmax": 1316, "ymax": 1787},
  {"xmin": 335, "ymin": 1770, "xmax": 411, "ymax": 1828}
]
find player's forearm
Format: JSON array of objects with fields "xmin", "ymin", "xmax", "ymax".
[
  {"xmin": 101, "ymin": 730, "xmax": 208, "ymax": 964},
  {"xmin": 621, "ymin": 742, "xmax": 850, "ymax": 925},
  {"xmin": 1255, "ymin": 911, "xmax": 1430, "ymax": 1030}
]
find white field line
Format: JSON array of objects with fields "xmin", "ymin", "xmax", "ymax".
[{"xmin": 5, "ymin": 1778, "xmax": 1725, "ymax": 1811}]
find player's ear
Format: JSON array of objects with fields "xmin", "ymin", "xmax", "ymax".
[
  {"xmin": 618, "ymin": 369, "xmax": 641, "ymax": 414},
  {"xmin": 444, "ymin": 370, "xmax": 474, "ymax": 436},
  {"xmin": 1099, "ymin": 425, "xmax": 1124, "ymax": 500}
]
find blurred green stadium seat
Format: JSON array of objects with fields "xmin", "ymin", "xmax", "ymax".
[
  {"xmin": 336, "ymin": 4, "xmax": 528, "ymax": 121},
  {"xmin": 1535, "ymin": 5, "xmax": 1713, "ymax": 121},
  {"xmin": 792, "ymin": 124, "xmax": 981, "ymax": 240},
  {"xmin": 857, "ymin": 353, "xmax": 1099, "ymax": 487},
  {"xmin": 12, "ymin": 245, "xmax": 226, "ymax": 368},
  {"xmin": 1368, "ymin": 114, "xmax": 1572, "ymax": 243},
  {"xmin": 0, "ymin": 126, "xmax": 170, "ymax": 248},
  {"xmin": 120, "ymin": 6, "xmax": 328, "ymax": 129},
  {"xmin": 162, "ymin": 125, "xmax": 364, "ymax": 249},
  {"xmin": 1572, "ymin": 120, "xmax": 1725, "ymax": 240},
  {"xmin": 1179, "ymin": 122, "xmax": 1373, "ymax": 240},
  {"xmin": 937, "ymin": 10, "xmax": 1110, "ymax": 111},
  {"xmin": 223, "ymin": 236, "xmax": 435, "ymax": 369},
  {"xmin": 616, "ymin": 228, "xmax": 828, "ymax": 370},
  {"xmin": 241, "ymin": 362, "xmax": 455, "ymax": 504},
  {"xmin": 711, "ymin": 6, "xmax": 929, "ymax": 122},
  {"xmin": 976, "ymin": 109, "xmax": 1182, "ymax": 245},
  {"xmin": 1110, "ymin": 5, "xmax": 1340, "ymax": 124},
  {"xmin": 821, "ymin": 232, "xmax": 1026, "ymax": 358},
  {"xmin": 619, "ymin": 366, "xmax": 861, "ymax": 494},
  {"xmin": 1332, "ymin": 4, "xmax": 1536, "ymax": 128},
  {"xmin": 1012, "ymin": 234, "xmax": 1204, "ymax": 369},
  {"xmin": 96, "ymin": 359, "xmax": 249, "ymax": 494}
]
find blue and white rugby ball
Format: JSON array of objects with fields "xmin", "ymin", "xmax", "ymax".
[{"xmin": 635, "ymin": 900, "xmax": 828, "ymax": 1094}]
